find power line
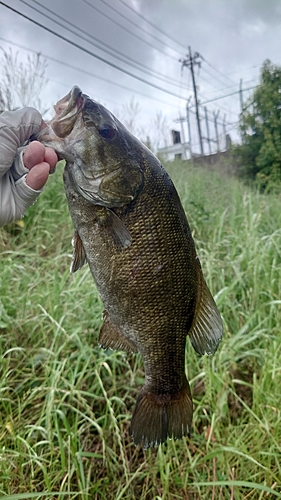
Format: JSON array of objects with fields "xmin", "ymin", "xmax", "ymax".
[
  {"xmin": 0, "ymin": 36, "xmax": 186, "ymax": 111},
  {"xmin": 180, "ymin": 51, "xmax": 242, "ymax": 104},
  {"xmin": 104, "ymin": 0, "xmax": 187, "ymax": 54},
  {"xmin": 0, "ymin": 2, "xmax": 187, "ymax": 101},
  {"xmin": 24, "ymin": 0, "xmax": 185, "ymax": 90},
  {"xmin": 193, "ymin": 85, "xmax": 257, "ymax": 107},
  {"xmin": 181, "ymin": 106, "xmax": 235, "ymax": 128},
  {"xmin": 201, "ymin": 56, "xmax": 237, "ymax": 85},
  {"xmin": 199, "ymin": 65, "xmax": 229, "ymax": 90},
  {"xmin": 197, "ymin": 89, "xmax": 240, "ymax": 117},
  {"xmin": 197, "ymin": 77, "xmax": 258, "ymax": 97},
  {"xmin": 180, "ymin": 52, "xmax": 239, "ymax": 102},
  {"xmin": 0, "ymin": 1, "xmax": 259, "ymax": 129},
  {"xmin": 80, "ymin": 0, "xmax": 178, "ymax": 62},
  {"xmin": 226, "ymin": 64, "xmax": 260, "ymax": 77},
  {"xmin": 179, "ymin": 47, "xmax": 248, "ymax": 155},
  {"xmin": 107, "ymin": 0, "xmax": 246, "ymax": 98},
  {"xmin": 195, "ymin": 74, "xmax": 258, "ymax": 117},
  {"xmin": 94, "ymin": 0, "xmax": 246, "ymax": 102}
]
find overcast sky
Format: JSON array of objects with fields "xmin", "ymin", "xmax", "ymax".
[{"xmin": 1, "ymin": 0, "xmax": 281, "ymax": 152}]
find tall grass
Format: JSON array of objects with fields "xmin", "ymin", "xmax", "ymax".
[{"xmin": 0, "ymin": 160, "xmax": 280, "ymax": 499}]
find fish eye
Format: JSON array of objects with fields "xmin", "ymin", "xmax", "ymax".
[{"xmin": 98, "ymin": 125, "xmax": 116, "ymax": 140}]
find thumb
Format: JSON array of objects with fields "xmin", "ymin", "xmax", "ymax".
[{"xmin": 25, "ymin": 162, "xmax": 50, "ymax": 190}]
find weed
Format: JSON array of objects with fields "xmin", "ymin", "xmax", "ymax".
[{"xmin": 0, "ymin": 160, "xmax": 280, "ymax": 499}]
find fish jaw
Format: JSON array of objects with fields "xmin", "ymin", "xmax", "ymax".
[
  {"xmin": 35, "ymin": 85, "xmax": 86, "ymax": 159},
  {"xmin": 51, "ymin": 85, "xmax": 85, "ymax": 138}
]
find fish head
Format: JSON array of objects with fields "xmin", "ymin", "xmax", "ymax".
[{"xmin": 37, "ymin": 86, "xmax": 144, "ymax": 208}]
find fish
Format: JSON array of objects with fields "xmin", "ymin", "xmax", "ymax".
[{"xmin": 37, "ymin": 86, "xmax": 223, "ymax": 449}]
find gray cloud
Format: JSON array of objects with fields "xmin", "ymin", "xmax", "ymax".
[{"xmin": 0, "ymin": 0, "xmax": 281, "ymax": 146}]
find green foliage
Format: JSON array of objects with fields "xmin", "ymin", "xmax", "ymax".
[
  {"xmin": 0, "ymin": 161, "xmax": 281, "ymax": 498},
  {"xmin": 235, "ymin": 59, "xmax": 281, "ymax": 190}
]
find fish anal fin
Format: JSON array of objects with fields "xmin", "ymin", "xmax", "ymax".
[
  {"xmin": 189, "ymin": 274, "xmax": 223, "ymax": 355},
  {"xmin": 98, "ymin": 311, "xmax": 138, "ymax": 353},
  {"xmin": 130, "ymin": 381, "xmax": 193, "ymax": 449},
  {"xmin": 70, "ymin": 230, "xmax": 86, "ymax": 273}
]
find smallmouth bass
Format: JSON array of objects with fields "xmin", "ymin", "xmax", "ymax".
[{"xmin": 37, "ymin": 86, "xmax": 223, "ymax": 448}]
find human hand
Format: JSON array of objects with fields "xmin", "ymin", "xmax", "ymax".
[
  {"xmin": 0, "ymin": 108, "xmax": 58, "ymax": 227},
  {"xmin": 23, "ymin": 137, "xmax": 58, "ymax": 191}
]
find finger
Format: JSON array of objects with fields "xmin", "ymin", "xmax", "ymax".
[
  {"xmin": 23, "ymin": 141, "xmax": 45, "ymax": 170},
  {"xmin": 25, "ymin": 162, "xmax": 50, "ymax": 190},
  {"xmin": 44, "ymin": 147, "xmax": 58, "ymax": 170}
]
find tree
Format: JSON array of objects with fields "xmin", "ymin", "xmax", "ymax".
[
  {"xmin": 114, "ymin": 97, "xmax": 171, "ymax": 153},
  {"xmin": 113, "ymin": 96, "xmax": 143, "ymax": 138},
  {"xmin": 236, "ymin": 60, "xmax": 281, "ymax": 189},
  {"xmin": 0, "ymin": 47, "xmax": 48, "ymax": 113},
  {"xmin": 149, "ymin": 111, "xmax": 170, "ymax": 152}
]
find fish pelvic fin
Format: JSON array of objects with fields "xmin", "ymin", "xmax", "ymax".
[
  {"xmin": 130, "ymin": 382, "xmax": 193, "ymax": 449},
  {"xmin": 70, "ymin": 230, "xmax": 87, "ymax": 273},
  {"xmin": 189, "ymin": 272, "xmax": 223, "ymax": 355},
  {"xmin": 98, "ymin": 311, "xmax": 138, "ymax": 353}
]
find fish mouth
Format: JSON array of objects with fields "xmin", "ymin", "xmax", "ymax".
[
  {"xmin": 48, "ymin": 85, "xmax": 86, "ymax": 138},
  {"xmin": 36, "ymin": 85, "xmax": 87, "ymax": 143}
]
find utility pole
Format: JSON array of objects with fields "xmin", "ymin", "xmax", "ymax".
[
  {"xmin": 179, "ymin": 114, "xmax": 187, "ymax": 160},
  {"xmin": 180, "ymin": 47, "xmax": 204, "ymax": 156},
  {"xmin": 186, "ymin": 97, "xmax": 192, "ymax": 158},
  {"xmin": 223, "ymin": 113, "xmax": 227, "ymax": 150},
  {"xmin": 213, "ymin": 110, "xmax": 220, "ymax": 152},
  {"xmin": 239, "ymin": 79, "xmax": 245, "ymax": 144},
  {"xmin": 204, "ymin": 107, "xmax": 212, "ymax": 155}
]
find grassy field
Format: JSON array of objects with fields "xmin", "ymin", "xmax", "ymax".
[{"xmin": 0, "ymin": 160, "xmax": 280, "ymax": 499}]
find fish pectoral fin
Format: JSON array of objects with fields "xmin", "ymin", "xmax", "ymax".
[
  {"xmin": 189, "ymin": 276, "xmax": 223, "ymax": 355},
  {"xmin": 105, "ymin": 209, "xmax": 132, "ymax": 249},
  {"xmin": 98, "ymin": 311, "xmax": 138, "ymax": 353},
  {"xmin": 70, "ymin": 230, "xmax": 87, "ymax": 273},
  {"xmin": 130, "ymin": 382, "xmax": 193, "ymax": 449}
]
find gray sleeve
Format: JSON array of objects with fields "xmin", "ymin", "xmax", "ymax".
[{"xmin": 0, "ymin": 107, "xmax": 43, "ymax": 227}]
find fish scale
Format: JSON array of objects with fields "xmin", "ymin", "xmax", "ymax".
[{"xmin": 37, "ymin": 85, "xmax": 223, "ymax": 448}]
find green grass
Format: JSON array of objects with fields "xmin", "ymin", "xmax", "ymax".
[{"xmin": 0, "ymin": 160, "xmax": 280, "ymax": 499}]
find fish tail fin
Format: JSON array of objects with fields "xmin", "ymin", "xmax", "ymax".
[{"xmin": 129, "ymin": 382, "xmax": 193, "ymax": 449}]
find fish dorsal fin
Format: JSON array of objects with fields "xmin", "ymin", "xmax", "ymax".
[
  {"xmin": 70, "ymin": 230, "xmax": 87, "ymax": 273},
  {"xmin": 98, "ymin": 311, "xmax": 138, "ymax": 353},
  {"xmin": 189, "ymin": 268, "xmax": 223, "ymax": 355}
]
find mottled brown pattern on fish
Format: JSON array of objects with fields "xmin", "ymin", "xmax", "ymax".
[
  {"xmin": 64, "ymin": 148, "xmax": 198, "ymax": 445},
  {"xmin": 37, "ymin": 86, "xmax": 223, "ymax": 448}
]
